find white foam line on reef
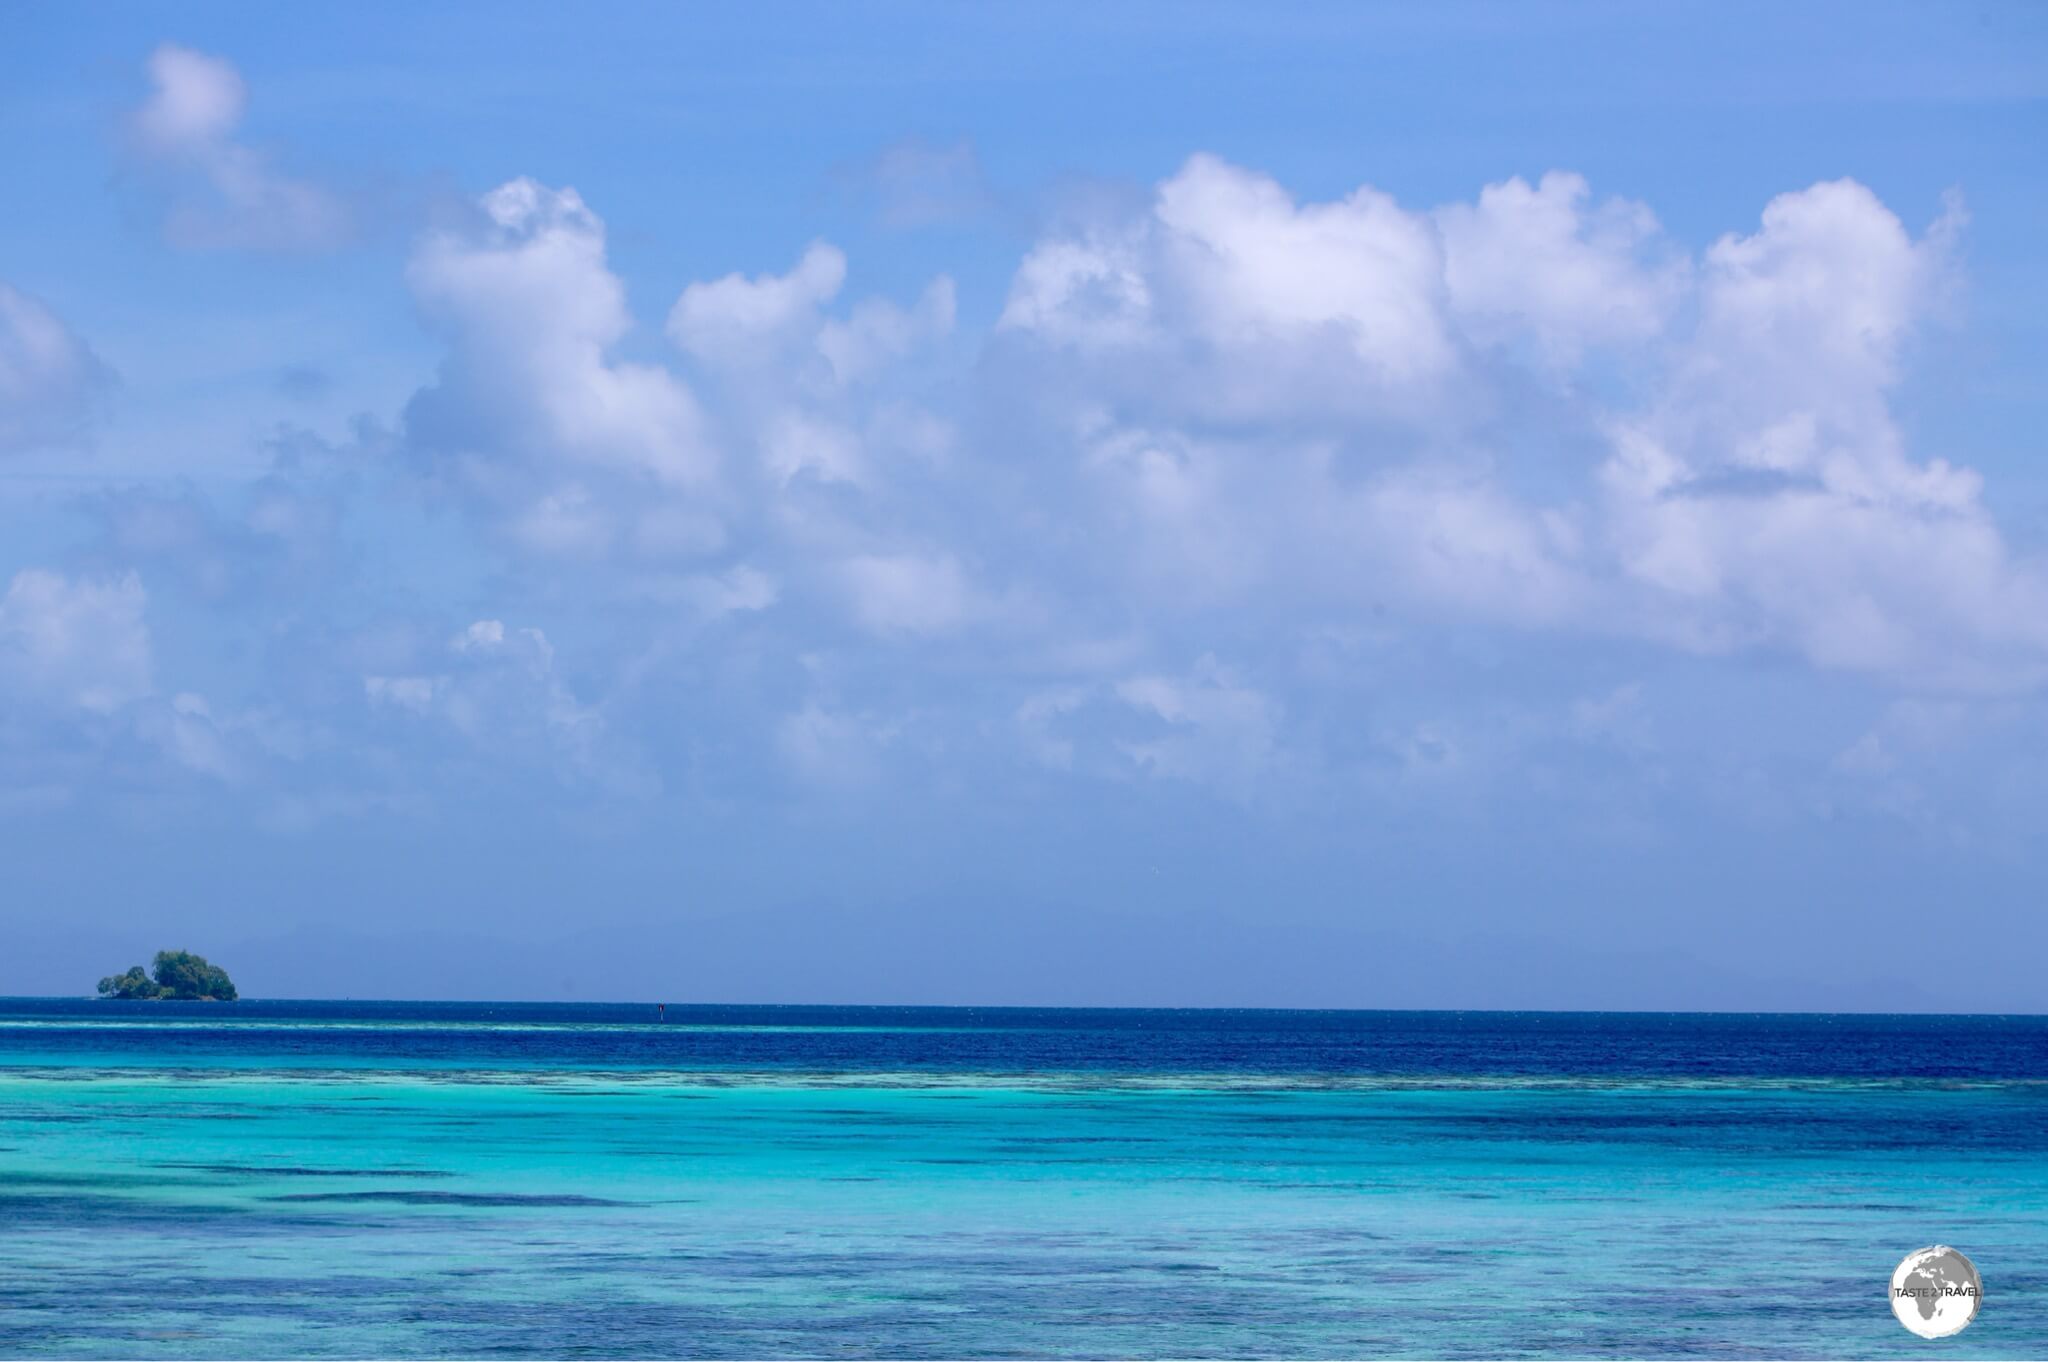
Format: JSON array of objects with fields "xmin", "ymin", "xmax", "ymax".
[{"xmin": 0, "ymin": 1065, "xmax": 2037, "ymax": 1095}]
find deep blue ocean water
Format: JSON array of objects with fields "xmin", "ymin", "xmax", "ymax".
[{"xmin": 2, "ymin": 1000, "xmax": 2044, "ymax": 1358}]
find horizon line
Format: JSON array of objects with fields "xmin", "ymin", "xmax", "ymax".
[{"xmin": 16, "ymin": 995, "xmax": 2046, "ymax": 1020}]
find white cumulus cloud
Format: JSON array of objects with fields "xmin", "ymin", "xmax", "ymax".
[
  {"xmin": 1436, "ymin": 171, "xmax": 1684, "ymax": 365},
  {"xmin": 1596, "ymin": 182, "xmax": 2047, "ymax": 685},
  {"xmin": 1003, "ymin": 161, "xmax": 2048, "ymax": 691},
  {"xmin": 402, "ymin": 179, "xmax": 716, "ymax": 561},
  {"xmin": 669, "ymin": 241, "xmax": 849, "ymax": 368}
]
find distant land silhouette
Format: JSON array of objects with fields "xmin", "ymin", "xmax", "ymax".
[{"xmin": 97, "ymin": 950, "xmax": 238, "ymax": 1002}]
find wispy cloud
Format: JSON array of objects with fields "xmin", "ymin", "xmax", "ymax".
[{"xmin": 129, "ymin": 43, "xmax": 353, "ymax": 251}]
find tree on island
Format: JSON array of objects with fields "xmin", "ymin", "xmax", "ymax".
[{"xmin": 97, "ymin": 950, "xmax": 238, "ymax": 1001}]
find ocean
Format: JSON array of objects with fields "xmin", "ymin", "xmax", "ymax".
[{"xmin": 1, "ymin": 1000, "xmax": 2043, "ymax": 1358}]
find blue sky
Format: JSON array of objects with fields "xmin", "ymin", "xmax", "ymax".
[{"xmin": 3, "ymin": 2, "xmax": 2045, "ymax": 1007}]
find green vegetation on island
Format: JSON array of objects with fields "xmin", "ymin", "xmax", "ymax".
[{"xmin": 97, "ymin": 950, "xmax": 239, "ymax": 1002}]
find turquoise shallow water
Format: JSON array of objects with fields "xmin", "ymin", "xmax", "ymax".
[{"xmin": 1, "ymin": 1002, "xmax": 2044, "ymax": 1358}]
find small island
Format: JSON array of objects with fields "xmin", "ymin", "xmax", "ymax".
[{"xmin": 97, "ymin": 950, "xmax": 239, "ymax": 1002}]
